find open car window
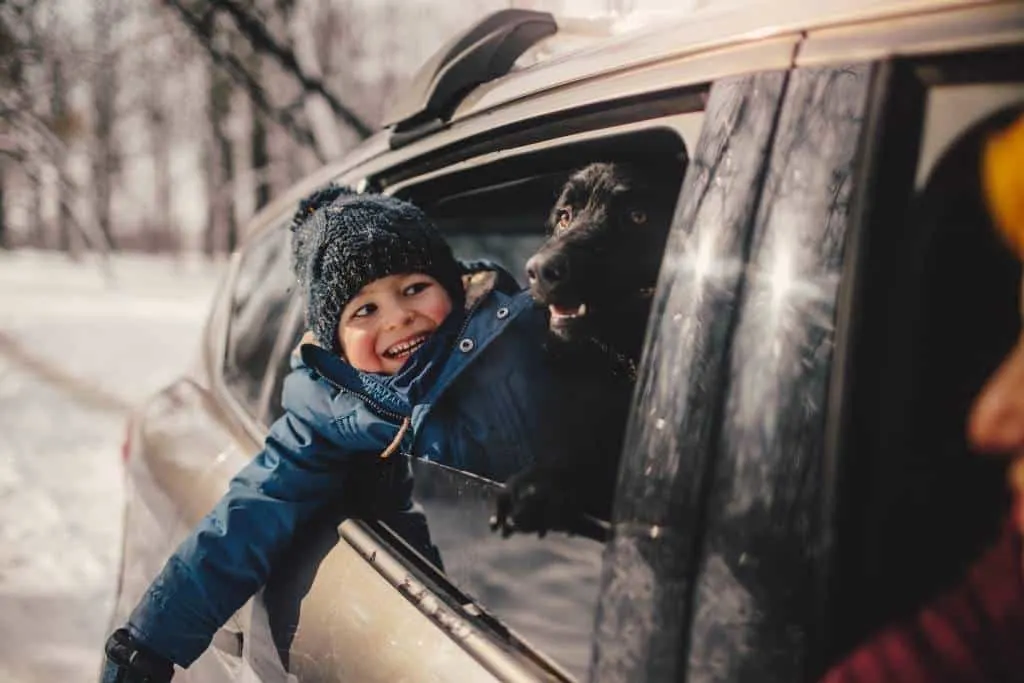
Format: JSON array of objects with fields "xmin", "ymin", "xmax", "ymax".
[
  {"xmin": 371, "ymin": 112, "xmax": 701, "ymax": 679},
  {"xmin": 223, "ymin": 222, "xmax": 295, "ymax": 416}
]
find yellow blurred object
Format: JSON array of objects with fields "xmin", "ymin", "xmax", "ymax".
[{"xmin": 983, "ymin": 114, "xmax": 1024, "ymax": 259}]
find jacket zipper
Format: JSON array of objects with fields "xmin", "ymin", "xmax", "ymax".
[
  {"xmin": 452, "ymin": 294, "xmax": 487, "ymax": 349},
  {"xmin": 314, "ymin": 372, "xmax": 406, "ymax": 424}
]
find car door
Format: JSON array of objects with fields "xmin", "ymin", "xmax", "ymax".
[{"xmin": 592, "ymin": 26, "xmax": 1024, "ymax": 683}]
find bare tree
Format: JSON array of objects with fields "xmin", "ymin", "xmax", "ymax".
[{"xmin": 89, "ymin": 0, "xmax": 124, "ymax": 248}]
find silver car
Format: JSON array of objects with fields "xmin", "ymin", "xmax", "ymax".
[{"xmin": 110, "ymin": 2, "xmax": 1024, "ymax": 681}]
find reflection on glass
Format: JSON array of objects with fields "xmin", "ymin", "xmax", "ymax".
[{"xmin": 410, "ymin": 459, "xmax": 603, "ymax": 680}]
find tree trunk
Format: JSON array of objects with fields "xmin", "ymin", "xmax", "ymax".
[
  {"xmin": 207, "ymin": 73, "xmax": 237, "ymax": 255},
  {"xmin": 91, "ymin": 1, "xmax": 118, "ymax": 249},
  {"xmin": 0, "ymin": 163, "xmax": 7, "ymax": 249},
  {"xmin": 288, "ymin": 1, "xmax": 344, "ymax": 160},
  {"xmin": 51, "ymin": 58, "xmax": 74, "ymax": 255},
  {"xmin": 252, "ymin": 110, "xmax": 270, "ymax": 213}
]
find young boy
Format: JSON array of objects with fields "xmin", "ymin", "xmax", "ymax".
[{"xmin": 102, "ymin": 190, "xmax": 627, "ymax": 682}]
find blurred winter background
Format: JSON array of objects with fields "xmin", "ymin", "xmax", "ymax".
[{"xmin": 0, "ymin": 0, "xmax": 684, "ymax": 680}]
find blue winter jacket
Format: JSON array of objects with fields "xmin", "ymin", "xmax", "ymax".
[{"xmin": 126, "ymin": 266, "xmax": 623, "ymax": 667}]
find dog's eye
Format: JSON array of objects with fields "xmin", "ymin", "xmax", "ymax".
[
  {"xmin": 629, "ymin": 209, "xmax": 648, "ymax": 225},
  {"xmin": 555, "ymin": 208, "xmax": 573, "ymax": 231}
]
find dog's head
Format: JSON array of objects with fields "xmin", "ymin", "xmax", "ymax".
[{"xmin": 526, "ymin": 161, "xmax": 683, "ymax": 362}]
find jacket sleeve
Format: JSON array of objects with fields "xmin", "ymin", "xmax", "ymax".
[
  {"xmin": 125, "ymin": 369, "xmax": 372, "ymax": 667},
  {"xmin": 820, "ymin": 518, "xmax": 1024, "ymax": 683}
]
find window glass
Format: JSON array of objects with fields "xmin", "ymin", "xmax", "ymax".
[
  {"xmin": 446, "ymin": 234, "xmax": 546, "ymax": 285},
  {"xmin": 683, "ymin": 65, "xmax": 871, "ymax": 681},
  {"xmin": 591, "ymin": 67, "xmax": 870, "ymax": 682},
  {"xmin": 224, "ymin": 223, "xmax": 295, "ymax": 414},
  {"xmin": 380, "ymin": 124, "xmax": 693, "ymax": 677},
  {"xmin": 915, "ymin": 83, "xmax": 1024, "ymax": 188},
  {"xmin": 260, "ymin": 297, "xmax": 305, "ymax": 424},
  {"xmin": 591, "ymin": 70, "xmax": 789, "ymax": 682},
  {"xmin": 407, "ymin": 459, "xmax": 603, "ymax": 680}
]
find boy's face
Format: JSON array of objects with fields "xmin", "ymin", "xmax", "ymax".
[{"xmin": 337, "ymin": 273, "xmax": 453, "ymax": 375}]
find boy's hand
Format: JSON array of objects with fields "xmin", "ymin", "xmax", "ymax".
[{"xmin": 101, "ymin": 628, "xmax": 174, "ymax": 683}]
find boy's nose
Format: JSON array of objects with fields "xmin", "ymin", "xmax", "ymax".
[{"xmin": 384, "ymin": 306, "xmax": 415, "ymax": 329}]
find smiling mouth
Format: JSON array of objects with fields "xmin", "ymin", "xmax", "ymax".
[
  {"xmin": 548, "ymin": 303, "xmax": 588, "ymax": 323},
  {"xmin": 383, "ymin": 334, "xmax": 428, "ymax": 359}
]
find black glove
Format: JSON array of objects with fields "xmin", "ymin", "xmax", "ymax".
[{"xmin": 101, "ymin": 627, "xmax": 174, "ymax": 683}]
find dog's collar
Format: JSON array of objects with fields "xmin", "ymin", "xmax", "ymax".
[
  {"xmin": 588, "ymin": 335, "xmax": 639, "ymax": 382},
  {"xmin": 636, "ymin": 286, "xmax": 656, "ymax": 299}
]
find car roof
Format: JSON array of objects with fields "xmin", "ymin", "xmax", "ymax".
[
  {"xmin": 248, "ymin": 0, "xmax": 1017, "ymax": 223},
  {"xmin": 449, "ymin": 0, "xmax": 1004, "ymax": 125}
]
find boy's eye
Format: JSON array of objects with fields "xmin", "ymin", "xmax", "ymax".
[
  {"xmin": 404, "ymin": 281, "xmax": 431, "ymax": 296},
  {"xmin": 351, "ymin": 302, "xmax": 376, "ymax": 319}
]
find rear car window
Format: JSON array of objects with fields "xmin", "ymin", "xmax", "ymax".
[{"xmin": 224, "ymin": 224, "xmax": 295, "ymax": 415}]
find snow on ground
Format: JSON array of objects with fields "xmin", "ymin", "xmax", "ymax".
[{"xmin": 0, "ymin": 250, "xmax": 224, "ymax": 683}]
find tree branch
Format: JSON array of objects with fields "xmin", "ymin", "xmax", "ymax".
[
  {"xmin": 163, "ymin": 0, "xmax": 325, "ymax": 160},
  {"xmin": 209, "ymin": 0, "xmax": 372, "ymax": 139}
]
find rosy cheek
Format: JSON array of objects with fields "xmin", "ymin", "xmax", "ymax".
[
  {"xmin": 431, "ymin": 297, "xmax": 453, "ymax": 323},
  {"xmin": 339, "ymin": 329, "xmax": 381, "ymax": 372}
]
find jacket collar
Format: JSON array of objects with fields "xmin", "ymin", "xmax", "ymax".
[{"xmin": 297, "ymin": 267, "xmax": 520, "ymax": 417}]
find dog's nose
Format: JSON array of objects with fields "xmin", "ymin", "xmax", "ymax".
[{"xmin": 526, "ymin": 252, "xmax": 569, "ymax": 286}]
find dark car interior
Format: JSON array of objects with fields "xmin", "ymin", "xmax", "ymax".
[{"xmin": 827, "ymin": 96, "xmax": 1024, "ymax": 659}]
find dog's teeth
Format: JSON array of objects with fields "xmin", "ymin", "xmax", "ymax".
[{"xmin": 549, "ymin": 303, "xmax": 588, "ymax": 320}]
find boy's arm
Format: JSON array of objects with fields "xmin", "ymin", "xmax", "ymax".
[
  {"xmin": 118, "ymin": 369, "xmax": 372, "ymax": 669},
  {"xmin": 821, "ymin": 518, "xmax": 1024, "ymax": 683}
]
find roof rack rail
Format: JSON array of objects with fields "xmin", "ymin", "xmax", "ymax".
[{"xmin": 384, "ymin": 9, "xmax": 557, "ymax": 149}]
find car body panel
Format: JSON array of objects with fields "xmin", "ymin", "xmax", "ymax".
[{"xmin": 452, "ymin": 0, "xmax": 1015, "ymax": 125}]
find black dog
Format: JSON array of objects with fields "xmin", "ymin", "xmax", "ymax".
[{"xmin": 491, "ymin": 160, "xmax": 685, "ymax": 539}]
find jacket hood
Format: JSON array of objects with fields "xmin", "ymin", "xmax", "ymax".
[
  {"xmin": 294, "ymin": 259, "xmax": 520, "ymax": 358},
  {"xmin": 293, "ymin": 260, "xmax": 525, "ymax": 415}
]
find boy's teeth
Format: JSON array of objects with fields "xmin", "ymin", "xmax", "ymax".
[{"xmin": 386, "ymin": 336, "xmax": 425, "ymax": 358}]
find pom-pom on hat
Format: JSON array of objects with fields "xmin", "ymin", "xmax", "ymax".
[{"xmin": 289, "ymin": 183, "xmax": 358, "ymax": 285}]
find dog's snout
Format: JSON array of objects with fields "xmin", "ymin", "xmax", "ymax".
[{"xmin": 526, "ymin": 251, "xmax": 569, "ymax": 286}]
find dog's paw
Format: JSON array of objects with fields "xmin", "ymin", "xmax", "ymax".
[{"xmin": 490, "ymin": 466, "xmax": 584, "ymax": 539}]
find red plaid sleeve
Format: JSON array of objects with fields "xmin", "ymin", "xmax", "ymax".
[{"xmin": 821, "ymin": 519, "xmax": 1024, "ymax": 683}]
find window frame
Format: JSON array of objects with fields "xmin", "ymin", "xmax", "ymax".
[
  {"xmin": 821, "ymin": 46, "xmax": 1024, "ymax": 667},
  {"xmin": 220, "ymin": 223, "xmax": 295, "ymax": 418},
  {"xmin": 353, "ymin": 104, "xmax": 706, "ymax": 678},
  {"xmin": 256, "ymin": 294, "xmax": 305, "ymax": 426},
  {"xmin": 208, "ymin": 171, "xmax": 370, "ymax": 444}
]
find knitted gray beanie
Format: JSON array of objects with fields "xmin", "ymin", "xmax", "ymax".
[
  {"xmin": 300, "ymin": 193, "xmax": 464, "ymax": 354},
  {"xmin": 289, "ymin": 183, "xmax": 358, "ymax": 284}
]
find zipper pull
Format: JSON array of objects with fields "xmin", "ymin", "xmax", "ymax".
[{"xmin": 380, "ymin": 417, "xmax": 411, "ymax": 459}]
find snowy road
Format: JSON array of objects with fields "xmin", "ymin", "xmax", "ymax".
[{"xmin": 0, "ymin": 252, "xmax": 223, "ymax": 682}]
